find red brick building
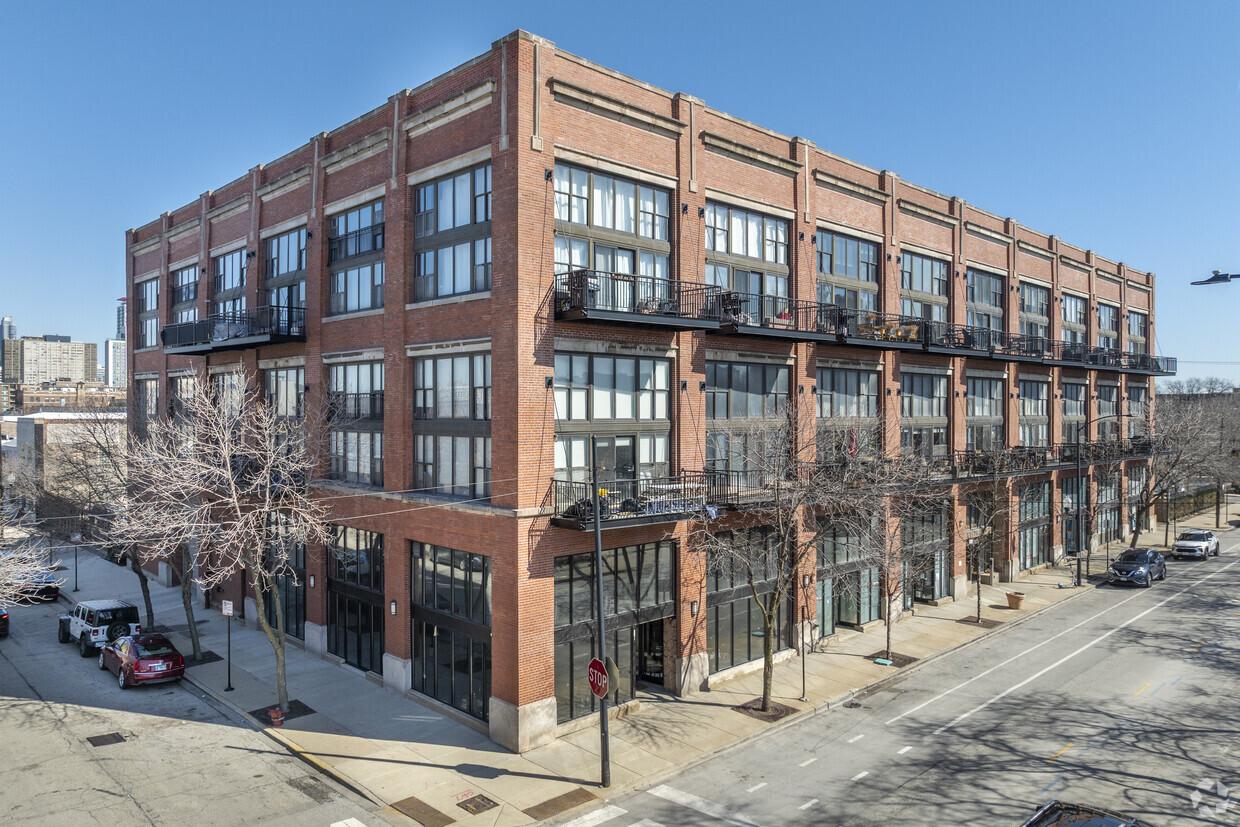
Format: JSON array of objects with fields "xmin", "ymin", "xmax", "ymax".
[{"xmin": 126, "ymin": 30, "xmax": 1175, "ymax": 752}]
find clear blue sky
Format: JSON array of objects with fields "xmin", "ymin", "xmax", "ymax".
[{"xmin": 2, "ymin": 1, "xmax": 1237, "ymax": 384}]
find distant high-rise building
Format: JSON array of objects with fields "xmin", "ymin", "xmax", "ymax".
[
  {"xmin": 104, "ymin": 339, "xmax": 126, "ymax": 388},
  {"xmin": 116, "ymin": 298, "xmax": 126, "ymax": 340},
  {"xmin": 2, "ymin": 336, "xmax": 98, "ymax": 385},
  {"xmin": 0, "ymin": 316, "xmax": 15, "ymax": 382}
]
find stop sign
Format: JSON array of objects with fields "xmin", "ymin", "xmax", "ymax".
[{"xmin": 587, "ymin": 657, "xmax": 609, "ymax": 699}]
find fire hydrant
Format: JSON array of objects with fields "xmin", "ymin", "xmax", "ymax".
[{"xmin": 269, "ymin": 707, "xmax": 284, "ymax": 727}]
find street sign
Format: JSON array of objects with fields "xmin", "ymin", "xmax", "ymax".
[
  {"xmin": 221, "ymin": 599, "xmax": 234, "ymax": 617},
  {"xmin": 587, "ymin": 657, "xmax": 608, "ymax": 699}
]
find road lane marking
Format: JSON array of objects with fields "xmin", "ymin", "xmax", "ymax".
[
  {"xmin": 631, "ymin": 821, "xmax": 667, "ymax": 827},
  {"xmin": 799, "ymin": 757, "xmax": 817, "ymax": 767},
  {"xmin": 560, "ymin": 806, "xmax": 627, "ymax": 827},
  {"xmin": 1047, "ymin": 743, "xmax": 1074, "ymax": 763},
  {"xmin": 1134, "ymin": 682, "xmax": 1152, "ymax": 696},
  {"xmin": 930, "ymin": 558, "xmax": 1240, "ymax": 736},
  {"xmin": 851, "ymin": 771, "xmax": 869, "ymax": 781},
  {"xmin": 799, "ymin": 799, "xmax": 819, "ymax": 810},
  {"xmin": 746, "ymin": 783, "xmax": 767, "ymax": 793},
  {"xmin": 898, "ymin": 746, "xmax": 912, "ymax": 755},
  {"xmin": 1193, "ymin": 639, "xmax": 1208, "ymax": 651},
  {"xmin": 887, "ymin": 558, "xmax": 1240, "ymax": 728},
  {"xmin": 1038, "ymin": 777, "xmax": 1062, "ymax": 796},
  {"xmin": 647, "ymin": 785, "xmax": 760, "ymax": 827},
  {"xmin": 847, "ymin": 733, "xmax": 865, "ymax": 743},
  {"xmin": 1171, "ymin": 676, "xmax": 1182, "ymax": 686},
  {"xmin": 1150, "ymin": 682, "xmax": 1166, "ymax": 696}
]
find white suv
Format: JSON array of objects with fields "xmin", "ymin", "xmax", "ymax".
[
  {"xmin": 1171, "ymin": 530, "xmax": 1220, "ymax": 559},
  {"xmin": 58, "ymin": 600, "xmax": 142, "ymax": 657}
]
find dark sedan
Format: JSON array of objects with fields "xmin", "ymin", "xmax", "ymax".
[
  {"xmin": 1107, "ymin": 548, "xmax": 1166, "ymax": 588},
  {"xmin": 18, "ymin": 571, "xmax": 62, "ymax": 602},
  {"xmin": 1023, "ymin": 800, "xmax": 1152, "ymax": 826},
  {"xmin": 0, "ymin": 607, "xmax": 8, "ymax": 637},
  {"xmin": 99, "ymin": 633, "xmax": 185, "ymax": 689}
]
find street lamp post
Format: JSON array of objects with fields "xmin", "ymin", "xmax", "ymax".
[
  {"xmin": 800, "ymin": 573, "xmax": 810, "ymax": 703},
  {"xmin": 1075, "ymin": 424, "xmax": 1084, "ymax": 589},
  {"xmin": 589, "ymin": 436, "xmax": 611, "ymax": 789}
]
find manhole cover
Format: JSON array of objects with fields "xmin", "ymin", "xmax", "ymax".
[
  {"xmin": 458, "ymin": 794, "xmax": 498, "ymax": 815},
  {"xmin": 843, "ymin": 701, "xmax": 862, "ymax": 709},
  {"xmin": 87, "ymin": 732, "xmax": 125, "ymax": 747}
]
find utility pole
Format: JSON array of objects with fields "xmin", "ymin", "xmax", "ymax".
[
  {"xmin": 589, "ymin": 436, "xmax": 611, "ymax": 789},
  {"xmin": 1075, "ymin": 424, "xmax": 1083, "ymax": 589}
]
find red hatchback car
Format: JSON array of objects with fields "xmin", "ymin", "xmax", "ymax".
[{"xmin": 99, "ymin": 633, "xmax": 185, "ymax": 688}]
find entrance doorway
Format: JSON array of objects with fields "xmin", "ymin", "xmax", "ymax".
[{"xmin": 635, "ymin": 620, "xmax": 664, "ymax": 686}]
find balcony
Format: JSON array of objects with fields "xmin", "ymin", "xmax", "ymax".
[
  {"xmin": 161, "ymin": 306, "xmax": 306, "ymax": 355},
  {"xmin": 551, "ymin": 471, "xmax": 729, "ymax": 530},
  {"xmin": 327, "ymin": 391, "xmax": 384, "ymax": 423},
  {"xmin": 554, "ymin": 270, "xmax": 726, "ymax": 330},
  {"xmin": 328, "ymin": 223, "xmax": 384, "ymax": 263}
]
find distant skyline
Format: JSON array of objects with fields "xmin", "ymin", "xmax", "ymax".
[{"xmin": 2, "ymin": 1, "xmax": 1237, "ymax": 382}]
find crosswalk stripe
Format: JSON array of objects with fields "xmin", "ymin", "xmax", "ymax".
[
  {"xmin": 647, "ymin": 785, "xmax": 761, "ymax": 827},
  {"xmin": 630, "ymin": 821, "xmax": 667, "ymax": 827},
  {"xmin": 329, "ymin": 820, "xmax": 367, "ymax": 827},
  {"xmin": 558, "ymin": 805, "xmax": 628, "ymax": 827}
]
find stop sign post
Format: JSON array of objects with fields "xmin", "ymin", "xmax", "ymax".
[{"xmin": 587, "ymin": 657, "xmax": 608, "ymax": 699}]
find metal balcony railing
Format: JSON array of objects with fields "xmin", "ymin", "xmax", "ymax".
[
  {"xmin": 328, "ymin": 223, "xmax": 384, "ymax": 263},
  {"xmin": 327, "ymin": 391, "xmax": 384, "ymax": 422},
  {"xmin": 554, "ymin": 270, "xmax": 725, "ymax": 327},
  {"xmin": 160, "ymin": 306, "xmax": 306, "ymax": 350},
  {"xmin": 552, "ymin": 470, "xmax": 745, "ymax": 526}
]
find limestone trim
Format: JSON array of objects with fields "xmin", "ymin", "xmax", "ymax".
[
  {"xmin": 815, "ymin": 217, "xmax": 884, "ymax": 245},
  {"xmin": 134, "ymin": 268, "xmax": 161, "ymax": 285},
  {"xmin": 207, "ymin": 362, "xmax": 243, "ymax": 376},
  {"xmin": 320, "ymin": 307, "xmax": 385, "ymax": 324},
  {"xmin": 704, "ymin": 348, "xmax": 793, "ymax": 366},
  {"xmin": 816, "ymin": 357, "xmax": 883, "ymax": 371},
  {"xmin": 166, "ymin": 367, "xmax": 197, "ymax": 378},
  {"xmin": 402, "ymin": 81, "xmax": 495, "ymax": 139},
  {"xmin": 323, "ymin": 184, "xmax": 387, "ymax": 217},
  {"xmin": 813, "ymin": 169, "xmax": 889, "ymax": 205},
  {"xmin": 704, "ymin": 187, "xmax": 796, "ymax": 221},
  {"xmin": 1017, "ymin": 274, "xmax": 1053, "ymax": 288},
  {"xmin": 407, "ymin": 145, "xmax": 492, "ymax": 187},
  {"xmin": 964, "ymin": 221, "xmax": 1013, "ymax": 245},
  {"xmin": 899, "ymin": 364, "xmax": 951, "ymax": 376},
  {"xmin": 548, "ymin": 78, "xmax": 685, "ymax": 139},
  {"xmin": 208, "ymin": 239, "xmax": 248, "ymax": 259},
  {"xmin": 964, "ymin": 260, "xmax": 1010, "ymax": 277},
  {"xmin": 259, "ymin": 215, "xmax": 309, "ymax": 240},
  {"xmin": 130, "ymin": 237, "xmax": 161, "ymax": 256},
  {"xmin": 1016, "ymin": 241, "xmax": 1055, "ymax": 262},
  {"xmin": 258, "ymin": 166, "xmax": 311, "ymax": 203},
  {"xmin": 257, "ymin": 355, "xmax": 306, "ymax": 370},
  {"xmin": 556, "ymin": 336, "xmax": 677, "ymax": 359},
  {"xmin": 552, "ymin": 145, "xmax": 678, "ymax": 190},
  {"xmin": 701, "ymin": 131, "xmax": 801, "ymax": 176},
  {"xmin": 1058, "ymin": 253, "xmax": 1091, "ymax": 272},
  {"xmin": 898, "ymin": 239, "xmax": 953, "ymax": 262},
  {"xmin": 206, "ymin": 195, "xmax": 250, "ymax": 223},
  {"xmin": 321, "ymin": 348, "xmax": 384, "ymax": 365},
  {"xmin": 405, "ymin": 338, "xmax": 491, "ymax": 358},
  {"xmin": 321, "ymin": 128, "xmax": 391, "ymax": 176},
  {"xmin": 167, "ymin": 218, "xmax": 202, "ymax": 243},
  {"xmin": 897, "ymin": 198, "xmax": 959, "ymax": 229},
  {"xmin": 405, "ymin": 291, "xmax": 491, "ymax": 311}
]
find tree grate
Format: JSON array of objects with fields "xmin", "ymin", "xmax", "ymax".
[{"xmin": 87, "ymin": 732, "xmax": 125, "ymax": 747}]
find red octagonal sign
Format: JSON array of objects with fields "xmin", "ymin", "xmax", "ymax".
[{"xmin": 587, "ymin": 657, "xmax": 609, "ymax": 699}]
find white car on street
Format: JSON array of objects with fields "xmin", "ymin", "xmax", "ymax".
[{"xmin": 1171, "ymin": 529, "xmax": 1219, "ymax": 559}]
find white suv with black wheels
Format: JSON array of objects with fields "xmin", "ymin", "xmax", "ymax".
[
  {"xmin": 58, "ymin": 600, "xmax": 141, "ymax": 657},
  {"xmin": 1171, "ymin": 529, "xmax": 1220, "ymax": 559}
]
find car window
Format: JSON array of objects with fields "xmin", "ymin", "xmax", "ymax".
[
  {"xmin": 1117, "ymin": 551, "xmax": 1143, "ymax": 563},
  {"xmin": 134, "ymin": 641, "xmax": 176, "ymax": 657}
]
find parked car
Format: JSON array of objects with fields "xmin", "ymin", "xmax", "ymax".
[
  {"xmin": 1023, "ymin": 800, "xmax": 1152, "ymax": 826},
  {"xmin": 0, "ymin": 607, "xmax": 8, "ymax": 637},
  {"xmin": 1171, "ymin": 529, "xmax": 1220, "ymax": 559},
  {"xmin": 99, "ymin": 633, "xmax": 185, "ymax": 689},
  {"xmin": 58, "ymin": 599, "xmax": 142, "ymax": 657},
  {"xmin": 17, "ymin": 570, "xmax": 62, "ymax": 602},
  {"xmin": 1107, "ymin": 548, "xmax": 1167, "ymax": 587}
]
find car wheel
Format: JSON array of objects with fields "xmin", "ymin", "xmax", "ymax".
[
  {"xmin": 118, "ymin": 669, "xmax": 129, "ymax": 690},
  {"xmin": 58, "ymin": 622, "xmax": 69, "ymax": 644},
  {"xmin": 79, "ymin": 634, "xmax": 92, "ymax": 657},
  {"xmin": 1143, "ymin": 575, "xmax": 1153, "ymax": 588},
  {"xmin": 99, "ymin": 650, "xmax": 107, "ymax": 670}
]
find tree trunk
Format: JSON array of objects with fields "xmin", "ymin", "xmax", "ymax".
[
  {"xmin": 884, "ymin": 571, "xmax": 894, "ymax": 660},
  {"xmin": 251, "ymin": 581, "xmax": 289, "ymax": 714},
  {"xmin": 129, "ymin": 554, "xmax": 155, "ymax": 631},
  {"xmin": 761, "ymin": 602, "xmax": 774, "ymax": 713},
  {"xmin": 976, "ymin": 549, "xmax": 983, "ymax": 623},
  {"xmin": 179, "ymin": 554, "xmax": 202, "ymax": 660}
]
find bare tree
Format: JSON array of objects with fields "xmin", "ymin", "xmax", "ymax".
[
  {"xmin": 0, "ymin": 508, "xmax": 60, "ymax": 606},
  {"xmin": 962, "ymin": 472, "xmax": 1015, "ymax": 621},
  {"xmin": 117, "ymin": 370, "xmax": 330, "ymax": 713}
]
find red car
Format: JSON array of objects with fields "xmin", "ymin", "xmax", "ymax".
[{"xmin": 99, "ymin": 633, "xmax": 185, "ymax": 688}]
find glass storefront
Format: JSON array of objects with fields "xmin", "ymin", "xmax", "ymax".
[{"xmin": 326, "ymin": 525, "xmax": 384, "ymax": 674}]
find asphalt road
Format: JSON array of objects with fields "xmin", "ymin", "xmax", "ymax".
[
  {"xmin": 558, "ymin": 535, "xmax": 1240, "ymax": 827},
  {"xmin": 0, "ymin": 594, "xmax": 391, "ymax": 826}
]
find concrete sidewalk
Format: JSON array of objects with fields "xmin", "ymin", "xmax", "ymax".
[{"xmin": 50, "ymin": 500, "xmax": 1235, "ymax": 826}]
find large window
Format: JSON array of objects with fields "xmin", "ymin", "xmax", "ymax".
[
  {"xmin": 414, "ymin": 165, "xmax": 492, "ymax": 300},
  {"xmin": 966, "ymin": 377, "xmax": 1004, "ymax": 452},
  {"xmin": 328, "ymin": 362, "xmax": 383, "ymax": 486},
  {"xmin": 265, "ymin": 367, "xmax": 304, "ymax": 419},
  {"xmin": 817, "ymin": 367, "xmax": 881, "ymax": 460},
  {"xmin": 414, "ymin": 354, "xmax": 491, "ymax": 421},
  {"xmin": 1019, "ymin": 379, "xmax": 1050, "ymax": 447},
  {"xmin": 554, "ymin": 542, "xmax": 676, "ymax": 721},
  {"xmin": 171, "ymin": 265, "xmax": 198, "ymax": 308},
  {"xmin": 1061, "ymin": 294, "xmax": 1087, "ymax": 345},
  {"xmin": 1127, "ymin": 311, "xmax": 1148, "ymax": 355},
  {"xmin": 900, "ymin": 251, "xmax": 949, "ymax": 319},
  {"xmin": 706, "ymin": 362, "xmax": 789, "ymax": 420},
  {"xmin": 135, "ymin": 378, "xmax": 158, "ymax": 422},
  {"xmin": 326, "ymin": 525, "xmax": 385, "ymax": 675},
  {"xmin": 213, "ymin": 250, "xmax": 246, "ymax": 317},
  {"xmin": 554, "ymin": 353, "xmax": 670, "ymax": 422},
  {"xmin": 329, "ymin": 261, "xmax": 384, "ymax": 315},
  {"xmin": 264, "ymin": 513, "xmax": 305, "ymax": 640},
  {"xmin": 136, "ymin": 279, "xmax": 159, "ymax": 348},
  {"xmin": 966, "ymin": 268, "xmax": 1004, "ymax": 332},
  {"xmin": 901, "ymin": 373, "xmax": 948, "ymax": 458},
  {"xmin": 328, "ymin": 199, "xmax": 384, "ymax": 263},
  {"xmin": 817, "ymin": 231, "xmax": 879, "ymax": 311},
  {"xmin": 1018, "ymin": 482, "xmax": 1052, "ymax": 570},
  {"xmin": 705, "ymin": 528, "xmax": 787, "ymax": 674},
  {"xmin": 705, "ymin": 203, "xmax": 785, "ymax": 264},
  {"xmin": 1097, "ymin": 303, "xmax": 1119, "ymax": 349},
  {"xmin": 1127, "ymin": 386, "xmax": 1147, "ymax": 437},
  {"xmin": 266, "ymin": 228, "xmax": 306, "ymax": 315},
  {"xmin": 1097, "ymin": 385, "xmax": 1120, "ymax": 441},
  {"xmin": 1062, "ymin": 382, "xmax": 1087, "ymax": 443},
  {"xmin": 329, "ymin": 525, "xmax": 383, "ymax": 592},
  {"xmin": 1019, "ymin": 282, "xmax": 1050, "ymax": 340},
  {"xmin": 704, "ymin": 202, "xmax": 789, "ymax": 320},
  {"xmin": 411, "ymin": 542, "xmax": 491, "ymax": 721}
]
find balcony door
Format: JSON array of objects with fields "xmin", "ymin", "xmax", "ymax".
[{"xmin": 594, "ymin": 436, "xmax": 635, "ymax": 483}]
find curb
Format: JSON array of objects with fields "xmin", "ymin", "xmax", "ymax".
[{"xmin": 553, "ymin": 576, "xmax": 1103, "ymax": 820}]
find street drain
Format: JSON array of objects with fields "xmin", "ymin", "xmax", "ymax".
[
  {"xmin": 87, "ymin": 732, "xmax": 125, "ymax": 747},
  {"xmin": 458, "ymin": 794, "xmax": 498, "ymax": 815}
]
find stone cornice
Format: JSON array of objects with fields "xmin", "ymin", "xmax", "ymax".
[
  {"xmin": 701, "ymin": 131, "xmax": 801, "ymax": 176},
  {"xmin": 812, "ymin": 169, "xmax": 888, "ymax": 204},
  {"xmin": 321, "ymin": 128, "xmax": 391, "ymax": 176},
  {"xmin": 897, "ymin": 199, "xmax": 958, "ymax": 228},
  {"xmin": 964, "ymin": 221, "xmax": 1012, "ymax": 245},
  {"xmin": 206, "ymin": 194, "xmax": 250, "ymax": 223},
  {"xmin": 402, "ymin": 81, "xmax": 495, "ymax": 139},
  {"xmin": 549, "ymin": 78, "xmax": 684, "ymax": 139},
  {"xmin": 258, "ymin": 166, "xmax": 311, "ymax": 203}
]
